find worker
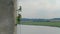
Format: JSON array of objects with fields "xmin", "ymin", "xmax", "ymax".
[{"xmin": 15, "ymin": 14, "xmax": 21, "ymax": 25}]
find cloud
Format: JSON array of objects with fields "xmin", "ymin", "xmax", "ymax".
[{"xmin": 17, "ymin": 0, "xmax": 60, "ymax": 19}]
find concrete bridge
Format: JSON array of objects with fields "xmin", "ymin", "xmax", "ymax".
[{"xmin": 0, "ymin": 0, "xmax": 17, "ymax": 34}]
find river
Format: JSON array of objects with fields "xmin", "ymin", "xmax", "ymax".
[{"xmin": 17, "ymin": 24, "xmax": 60, "ymax": 34}]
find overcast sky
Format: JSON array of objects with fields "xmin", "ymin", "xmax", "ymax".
[{"xmin": 17, "ymin": 0, "xmax": 60, "ymax": 19}]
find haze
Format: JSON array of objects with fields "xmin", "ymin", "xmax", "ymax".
[{"xmin": 17, "ymin": 0, "xmax": 60, "ymax": 19}]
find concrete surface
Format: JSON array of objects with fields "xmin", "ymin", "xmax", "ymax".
[{"xmin": 0, "ymin": 0, "xmax": 16, "ymax": 34}]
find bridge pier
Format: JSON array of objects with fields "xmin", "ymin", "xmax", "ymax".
[{"xmin": 0, "ymin": 0, "xmax": 17, "ymax": 34}]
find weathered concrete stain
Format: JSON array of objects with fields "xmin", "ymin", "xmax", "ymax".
[{"xmin": 0, "ymin": 0, "xmax": 16, "ymax": 34}]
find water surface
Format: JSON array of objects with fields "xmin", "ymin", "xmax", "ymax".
[{"xmin": 17, "ymin": 24, "xmax": 60, "ymax": 34}]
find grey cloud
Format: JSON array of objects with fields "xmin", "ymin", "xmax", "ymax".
[{"xmin": 18, "ymin": 0, "xmax": 60, "ymax": 19}]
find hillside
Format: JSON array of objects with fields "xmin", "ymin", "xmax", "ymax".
[{"xmin": 21, "ymin": 18, "xmax": 60, "ymax": 22}]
